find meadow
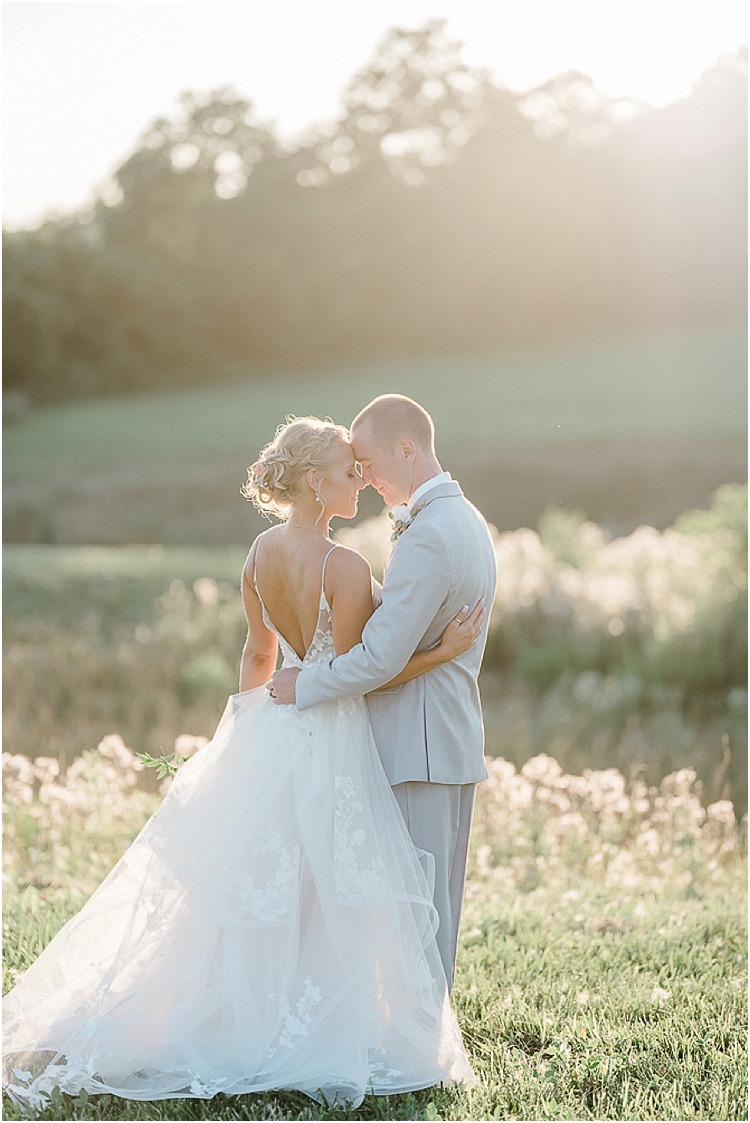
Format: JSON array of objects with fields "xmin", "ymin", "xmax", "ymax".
[
  {"xmin": 3, "ymin": 513, "xmax": 747, "ymax": 1117},
  {"xmin": 3, "ymin": 490, "xmax": 748, "ymax": 1118},
  {"xmin": 4, "ymin": 482, "xmax": 746, "ymax": 813},
  {"xmin": 4, "ymin": 323, "xmax": 747, "ymax": 545},
  {"xmin": 3, "ymin": 323, "xmax": 747, "ymax": 1119}
]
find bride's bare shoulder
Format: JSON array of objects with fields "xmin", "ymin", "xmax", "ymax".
[
  {"xmin": 242, "ymin": 526, "xmax": 281, "ymax": 580},
  {"xmin": 251, "ymin": 525, "xmax": 285, "ymax": 554},
  {"xmin": 327, "ymin": 543, "xmax": 372, "ymax": 587},
  {"xmin": 324, "ymin": 545, "xmax": 373, "ymax": 610}
]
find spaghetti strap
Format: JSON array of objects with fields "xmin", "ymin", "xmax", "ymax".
[
  {"xmin": 249, "ymin": 541, "xmax": 271, "ymax": 628},
  {"xmin": 320, "ymin": 544, "xmax": 339, "ymax": 584},
  {"xmin": 320, "ymin": 544, "xmax": 339, "ymax": 608},
  {"xmin": 247, "ymin": 537, "xmax": 261, "ymax": 593}
]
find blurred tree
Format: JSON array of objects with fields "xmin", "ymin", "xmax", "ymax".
[
  {"xmin": 103, "ymin": 89, "xmax": 276, "ymax": 267},
  {"xmin": 303, "ymin": 19, "xmax": 493, "ymax": 182},
  {"xmin": 2, "ymin": 28, "xmax": 746, "ymax": 404},
  {"xmin": 518, "ymin": 70, "xmax": 642, "ymax": 150}
]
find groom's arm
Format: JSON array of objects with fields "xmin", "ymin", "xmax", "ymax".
[{"xmin": 295, "ymin": 523, "xmax": 451, "ymax": 710}]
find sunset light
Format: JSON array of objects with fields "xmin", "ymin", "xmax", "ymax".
[
  {"xmin": 3, "ymin": 2, "xmax": 747, "ymax": 1118},
  {"xmin": 3, "ymin": 1, "xmax": 747, "ymax": 228}
]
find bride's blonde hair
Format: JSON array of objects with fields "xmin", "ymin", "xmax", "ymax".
[{"xmin": 242, "ymin": 416, "xmax": 350, "ymax": 519}]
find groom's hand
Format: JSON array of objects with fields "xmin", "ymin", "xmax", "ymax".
[{"xmin": 267, "ymin": 668, "xmax": 300, "ymax": 705}]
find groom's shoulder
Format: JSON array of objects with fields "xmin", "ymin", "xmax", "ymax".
[
  {"xmin": 425, "ymin": 492, "xmax": 493, "ymax": 554},
  {"xmin": 423, "ymin": 485, "xmax": 487, "ymax": 525}
]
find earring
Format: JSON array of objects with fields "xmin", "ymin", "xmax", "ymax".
[{"xmin": 315, "ymin": 492, "xmax": 322, "ymax": 504}]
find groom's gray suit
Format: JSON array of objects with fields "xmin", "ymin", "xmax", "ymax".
[{"xmin": 295, "ymin": 478, "xmax": 497, "ymax": 986}]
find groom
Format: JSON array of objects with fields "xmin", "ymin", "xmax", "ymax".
[{"xmin": 269, "ymin": 394, "xmax": 497, "ymax": 988}]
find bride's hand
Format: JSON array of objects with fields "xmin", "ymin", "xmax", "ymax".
[
  {"xmin": 437, "ymin": 600, "xmax": 485, "ymax": 660},
  {"xmin": 376, "ymin": 599, "xmax": 486, "ymax": 691}
]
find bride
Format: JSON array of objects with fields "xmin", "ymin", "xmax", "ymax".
[{"xmin": 3, "ymin": 416, "xmax": 483, "ymax": 1113}]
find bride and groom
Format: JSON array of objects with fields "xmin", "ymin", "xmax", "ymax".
[{"xmin": 3, "ymin": 394, "xmax": 498, "ymax": 1112}]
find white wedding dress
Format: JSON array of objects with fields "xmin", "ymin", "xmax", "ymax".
[{"xmin": 3, "ymin": 548, "xmax": 475, "ymax": 1112}]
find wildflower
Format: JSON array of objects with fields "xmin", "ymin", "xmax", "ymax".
[
  {"xmin": 173, "ymin": 734, "xmax": 208, "ymax": 758},
  {"xmin": 521, "ymin": 754, "xmax": 563, "ymax": 783}
]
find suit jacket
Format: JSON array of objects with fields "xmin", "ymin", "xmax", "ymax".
[{"xmin": 295, "ymin": 479, "xmax": 498, "ymax": 785}]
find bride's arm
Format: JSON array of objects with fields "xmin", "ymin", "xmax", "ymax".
[
  {"xmin": 377, "ymin": 600, "xmax": 485, "ymax": 689},
  {"xmin": 239, "ymin": 543, "xmax": 278, "ymax": 689},
  {"xmin": 328, "ymin": 549, "xmax": 378, "ymax": 655},
  {"xmin": 328, "ymin": 550, "xmax": 484, "ymax": 686}
]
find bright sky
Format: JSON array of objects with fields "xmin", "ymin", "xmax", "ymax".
[{"xmin": 3, "ymin": 0, "xmax": 747, "ymax": 229}]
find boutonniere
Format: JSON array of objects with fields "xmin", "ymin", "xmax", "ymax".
[{"xmin": 388, "ymin": 502, "xmax": 425, "ymax": 541}]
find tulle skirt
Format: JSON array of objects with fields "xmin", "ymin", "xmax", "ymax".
[{"xmin": 3, "ymin": 688, "xmax": 475, "ymax": 1111}]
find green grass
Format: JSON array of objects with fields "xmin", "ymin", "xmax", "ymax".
[
  {"xmin": 3, "ymin": 323, "xmax": 747, "ymax": 544},
  {"xmin": 456, "ymin": 888, "xmax": 748, "ymax": 1122},
  {"xmin": 4, "ymin": 324, "xmax": 747, "ymax": 481},
  {"xmin": 3, "ymin": 880, "xmax": 746, "ymax": 1120},
  {"xmin": 3, "ymin": 729, "xmax": 747, "ymax": 1121},
  {"xmin": 3, "ymin": 544, "xmax": 248, "ymax": 624}
]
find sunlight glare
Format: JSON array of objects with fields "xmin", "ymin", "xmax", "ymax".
[{"xmin": 2, "ymin": 1, "xmax": 747, "ymax": 228}]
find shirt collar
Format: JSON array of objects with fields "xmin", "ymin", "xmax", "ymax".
[{"xmin": 409, "ymin": 471, "xmax": 453, "ymax": 509}]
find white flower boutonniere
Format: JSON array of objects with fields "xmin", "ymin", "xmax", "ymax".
[{"xmin": 388, "ymin": 502, "xmax": 425, "ymax": 542}]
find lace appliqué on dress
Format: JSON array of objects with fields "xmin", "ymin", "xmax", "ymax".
[
  {"xmin": 333, "ymin": 777, "xmax": 387, "ymax": 906},
  {"xmin": 188, "ymin": 1075, "xmax": 230, "ymax": 1098},
  {"xmin": 266, "ymin": 977, "xmax": 323, "ymax": 1057},
  {"xmin": 225, "ymin": 826, "xmax": 301, "ymax": 927}
]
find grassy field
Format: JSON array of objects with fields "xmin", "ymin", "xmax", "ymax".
[
  {"xmin": 3, "ymin": 323, "xmax": 747, "ymax": 544},
  {"xmin": 3, "ymin": 324, "xmax": 746, "ymax": 1119},
  {"xmin": 3, "ymin": 743, "xmax": 747, "ymax": 1121},
  {"xmin": 3, "ymin": 507, "xmax": 747, "ymax": 1119}
]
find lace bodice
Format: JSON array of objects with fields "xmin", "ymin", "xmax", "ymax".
[{"xmin": 254, "ymin": 546, "xmax": 338, "ymax": 670}]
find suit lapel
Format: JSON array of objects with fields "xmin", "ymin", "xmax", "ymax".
[
  {"xmin": 384, "ymin": 480, "xmax": 463, "ymax": 575},
  {"xmin": 413, "ymin": 480, "xmax": 463, "ymax": 510}
]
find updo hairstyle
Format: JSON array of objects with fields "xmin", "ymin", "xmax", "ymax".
[{"xmin": 241, "ymin": 416, "xmax": 350, "ymax": 519}]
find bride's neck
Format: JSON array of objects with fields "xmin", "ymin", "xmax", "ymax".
[{"xmin": 286, "ymin": 504, "xmax": 329, "ymax": 535}]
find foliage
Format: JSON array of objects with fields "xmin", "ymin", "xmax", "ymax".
[
  {"xmin": 3, "ymin": 24, "xmax": 747, "ymax": 404},
  {"xmin": 487, "ymin": 506, "xmax": 747, "ymax": 694},
  {"xmin": 136, "ymin": 748, "xmax": 185, "ymax": 779},
  {"xmin": 3, "ymin": 743, "xmax": 747, "ymax": 1120},
  {"xmin": 674, "ymin": 482, "xmax": 748, "ymax": 558},
  {"xmin": 345, "ymin": 484, "xmax": 748, "ymax": 697}
]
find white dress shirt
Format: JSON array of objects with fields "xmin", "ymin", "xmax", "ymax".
[{"xmin": 408, "ymin": 471, "xmax": 453, "ymax": 509}]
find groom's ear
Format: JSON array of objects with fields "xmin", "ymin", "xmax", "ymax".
[{"xmin": 399, "ymin": 438, "xmax": 417, "ymax": 462}]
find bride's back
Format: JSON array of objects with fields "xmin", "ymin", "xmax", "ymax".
[{"xmin": 252, "ymin": 527, "xmax": 336, "ymax": 659}]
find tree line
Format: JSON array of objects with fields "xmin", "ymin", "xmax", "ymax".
[{"xmin": 4, "ymin": 21, "xmax": 747, "ymax": 405}]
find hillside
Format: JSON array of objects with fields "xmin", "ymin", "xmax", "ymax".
[{"xmin": 3, "ymin": 324, "xmax": 746, "ymax": 545}]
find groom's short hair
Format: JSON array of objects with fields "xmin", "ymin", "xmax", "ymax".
[{"xmin": 351, "ymin": 394, "xmax": 435, "ymax": 454}]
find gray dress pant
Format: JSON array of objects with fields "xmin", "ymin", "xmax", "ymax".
[{"xmin": 392, "ymin": 781, "xmax": 476, "ymax": 991}]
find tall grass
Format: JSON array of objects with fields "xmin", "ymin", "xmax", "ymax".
[{"xmin": 3, "ymin": 487, "xmax": 746, "ymax": 811}]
